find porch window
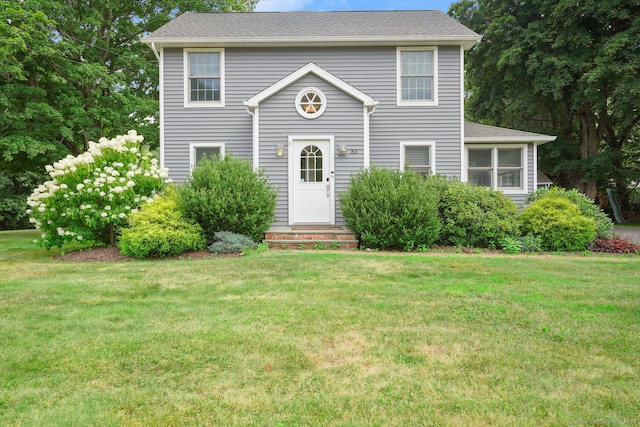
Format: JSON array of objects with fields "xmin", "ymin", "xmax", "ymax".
[
  {"xmin": 397, "ymin": 47, "xmax": 438, "ymax": 106},
  {"xmin": 400, "ymin": 142, "xmax": 435, "ymax": 176},
  {"xmin": 497, "ymin": 148, "xmax": 523, "ymax": 189},
  {"xmin": 467, "ymin": 145, "xmax": 526, "ymax": 193},
  {"xmin": 184, "ymin": 49, "xmax": 224, "ymax": 107}
]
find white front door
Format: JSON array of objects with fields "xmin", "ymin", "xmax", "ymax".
[{"xmin": 289, "ymin": 139, "xmax": 334, "ymax": 225}]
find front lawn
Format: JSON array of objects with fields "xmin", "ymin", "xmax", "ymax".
[{"xmin": 1, "ymin": 230, "xmax": 639, "ymax": 426}]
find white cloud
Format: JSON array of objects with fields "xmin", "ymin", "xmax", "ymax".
[{"xmin": 254, "ymin": 0, "xmax": 313, "ymax": 12}]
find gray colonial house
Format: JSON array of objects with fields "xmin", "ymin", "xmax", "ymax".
[{"xmin": 142, "ymin": 10, "xmax": 555, "ymax": 243}]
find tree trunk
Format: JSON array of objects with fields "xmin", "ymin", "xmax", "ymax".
[{"xmin": 578, "ymin": 106, "xmax": 600, "ymax": 199}]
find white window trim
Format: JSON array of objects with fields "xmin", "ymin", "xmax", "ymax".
[
  {"xmin": 396, "ymin": 47, "xmax": 438, "ymax": 107},
  {"xmin": 189, "ymin": 143, "xmax": 225, "ymax": 170},
  {"xmin": 465, "ymin": 144, "xmax": 528, "ymax": 195},
  {"xmin": 399, "ymin": 141, "xmax": 436, "ymax": 175},
  {"xmin": 184, "ymin": 48, "xmax": 225, "ymax": 108},
  {"xmin": 295, "ymin": 87, "xmax": 327, "ymax": 119}
]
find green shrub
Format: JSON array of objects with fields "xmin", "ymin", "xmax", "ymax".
[
  {"xmin": 178, "ymin": 156, "xmax": 277, "ymax": 242},
  {"xmin": 340, "ymin": 167, "xmax": 441, "ymax": 250},
  {"xmin": 527, "ymin": 187, "xmax": 614, "ymax": 239},
  {"xmin": 501, "ymin": 236, "xmax": 522, "ymax": 254},
  {"xmin": 208, "ymin": 231, "xmax": 257, "ymax": 254},
  {"xmin": 519, "ymin": 197, "xmax": 596, "ymax": 251},
  {"xmin": 119, "ymin": 189, "xmax": 206, "ymax": 258},
  {"xmin": 425, "ymin": 176, "xmax": 520, "ymax": 248},
  {"xmin": 520, "ymin": 234, "xmax": 542, "ymax": 253}
]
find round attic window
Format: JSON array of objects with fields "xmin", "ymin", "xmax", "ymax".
[{"xmin": 295, "ymin": 88, "xmax": 326, "ymax": 119}]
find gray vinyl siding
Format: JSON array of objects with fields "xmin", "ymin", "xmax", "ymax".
[
  {"xmin": 163, "ymin": 46, "xmax": 462, "ymax": 176},
  {"xmin": 368, "ymin": 46, "xmax": 462, "ymax": 178},
  {"xmin": 259, "ymin": 74, "xmax": 364, "ymax": 226},
  {"xmin": 162, "ymin": 45, "xmax": 463, "ymax": 225}
]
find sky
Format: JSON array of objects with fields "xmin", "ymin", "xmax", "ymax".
[{"xmin": 254, "ymin": 0, "xmax": 454, "ymax": 13}]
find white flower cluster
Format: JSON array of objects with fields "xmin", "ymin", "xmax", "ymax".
[{"xmin": 26, "ymin": 130, "xmax": 169, "ymax": 247}]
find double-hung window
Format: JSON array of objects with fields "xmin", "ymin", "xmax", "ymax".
[
  {"xmin": 184, "ymin": 49, "xmax": 224, "ymax": 107},
  {"xmin": 397, "ymin": 47, "xmax": 437, "ymax": 106},
  {"xmin": 400, "ymin": 142, "xmax": 435, "ymax": 176},
  {"xmin": 467, "ymin": 146, "xmax": 527, "ymax": 193}
]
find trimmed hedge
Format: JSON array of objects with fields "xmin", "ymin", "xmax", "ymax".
[
  {"xmin": 425, "ymin": 176, "xmax": 520, "ymax": 248},
  {"xmin": 340, "ymin": 167, "xmax": 441, "ymax": 250},
  {"xmin": 519, "ymin": 197, "xmax": 596, "ymax": 251},
  {"xmin": 527, "ymin": 187, "xmax": 614, "ymax": 239},
  {"xmin": 119, "ymin": 189, "xmax": 206, "ymax": 258},
  {"xmin": 178, "ymin": 156, "xmax": 277, "ymax": 242}
]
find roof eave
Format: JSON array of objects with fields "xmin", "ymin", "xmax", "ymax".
[
  {"xmin": 465, "ymin": 136, "xmax": 557, "ymax": 144},
  {"xmin": 141, "ymin": 36, "xmax": 481, "ymax": 49}
]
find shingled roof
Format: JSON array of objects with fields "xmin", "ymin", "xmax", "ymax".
[
  {"xmin": 465, "ymin": 122, "xmax": 556, "ymax": 143},
  {"xmin": 142, "ymin": 11, "xmax": 481, "ymax": 48}
]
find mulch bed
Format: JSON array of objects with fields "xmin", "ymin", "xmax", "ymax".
[
  {"xmin": 53, "ymin": 239, "xmax": 639, "ymax": 263},
  {"xmin": 54, "ymin": 247, "xmax": 223, "ymax": 262}
]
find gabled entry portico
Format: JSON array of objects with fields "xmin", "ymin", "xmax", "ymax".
[{"xmin": 243, "ymin": 62, "xmax": 378, "ymax": 227}]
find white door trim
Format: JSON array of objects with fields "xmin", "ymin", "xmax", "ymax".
[{"xmin": 288, "ymin": 135, "xmax": 335, "ymax": 225}]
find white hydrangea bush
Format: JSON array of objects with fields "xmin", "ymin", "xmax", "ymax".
[{"xmin": 27, "ymin": 130, "xmax": 169, "ymax": 248}]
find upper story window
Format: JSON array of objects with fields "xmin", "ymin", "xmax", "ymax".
[
  {"xmin": 466, "ymin": 145, "xmax": 527, "ymax": 194},
  {"xmin": 397, "ymin": 47, "xmax": 438, "ymax": 106},
  {"xmin": 295, "ymin": 88, "xmax": 327, "ymax": 119},
  {"xmin": 184, "ymin": 48, "xmax": 225, "ymax": 107},
  {"xmin": 400, "ymin": 142, "xmax": 435, "ymax": 176}
]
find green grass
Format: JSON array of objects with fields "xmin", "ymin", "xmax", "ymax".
[
  {"xmin": 1, "ymin": 230, "xmax": 639, "ymax": 426},
  {"xmin": 615, "ymin": 221, "xmax": 640, "ymax": 229}
]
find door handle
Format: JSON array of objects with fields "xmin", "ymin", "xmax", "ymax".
[{"xmin": 326, "ymin": 178, "xmax": 330, "ymax": 197}]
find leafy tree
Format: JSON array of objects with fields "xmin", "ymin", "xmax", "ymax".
[
  {"xmin": 1, "ymin": 0, "xmax": 258, "ymax": 230},
  {"xmin": 449, "ymin": 0, "xmax": 640, "ymax": 211}
]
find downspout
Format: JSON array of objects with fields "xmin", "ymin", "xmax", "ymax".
[
  {"xmin": 533, "ymin": 142, "xmax": 539, "ymax": 190},
  {"xmin": 363, "ymin": 102, "xmax": 378, "ymax": 169},
  {"xmin": 244, "ymin": 103, "xmax": 260, "ymax": 170},
  {"xmin": 150, "ymin": 42, "xmax": 161, "ymax": 62},
  {"xmin": 151, "ymin": 42, "xmax": 164, "ymax": 169}
]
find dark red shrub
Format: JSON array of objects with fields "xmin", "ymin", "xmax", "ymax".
[{"xmin": 592, "ymin": 237, "xmax": 640, "ymax": 254}]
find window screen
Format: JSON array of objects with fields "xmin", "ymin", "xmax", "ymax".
[
  {"xmin": 195, "ymin": 146, "xmax": 221, "ymax": 165},
  {"xmin": 400, "ymin": 50, "xmax": 434, "ymax": 101},
  {"xmin": 405, "ymin": 145, "xmax": 431, "ymax": 176},
  {"xmin": 189, "ymin": 52, "xmax": 221, "ymax": 102}
]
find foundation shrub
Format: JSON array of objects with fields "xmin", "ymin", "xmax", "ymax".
[
  {"xmin": 426, "ymin": 176, "xmax": 519, "ymax": 248},
  {"xmin": 178, "ymin": 156, "xmax": 277, "ymax": 242},
  {"xmin": 340, "ymin": 167, "xmax": 441, "ymax": 250},
  {"xmin": 119, "ymin": 189, "xmax": 206, "ymax": 258},
  {"xmin": 527, "ymin": 187, "xmax": 614, "ymax": 239},
  {"xmin": 520, "ymin": 197, "xmax": 596, "ymax": 251}
]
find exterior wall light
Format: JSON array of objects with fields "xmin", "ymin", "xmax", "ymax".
[
  {"xmin": 276, "ymin": 145, "xmax": 284, "ymax": 157},
  {"xmin": 339, "ymin": 144, "xmax": 347, "ymax": 156}
]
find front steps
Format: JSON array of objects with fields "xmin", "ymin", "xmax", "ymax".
[{"xmin": 264, "ymin": 227, "xmax": 359, "ymax": 250}]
